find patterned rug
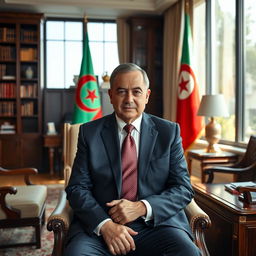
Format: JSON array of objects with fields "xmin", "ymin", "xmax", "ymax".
[{"xmin": 0, "ymin": 184, "xmax": 64, "ymax": 256}]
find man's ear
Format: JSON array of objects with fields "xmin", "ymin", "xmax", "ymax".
[
  {"xmin": 145, "ymin": 89, "xmax": 151, "ymax": 103},
  {"xmin": 108, "ymin": 89, "xmax": 113, "ymax": 103}
]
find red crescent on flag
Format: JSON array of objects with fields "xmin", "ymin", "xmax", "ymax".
[{"xmin": 76, "ymin": 75, "xmax": 100, "ymax": 112}]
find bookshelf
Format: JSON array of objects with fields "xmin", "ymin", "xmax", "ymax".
[{"xmin": 0, "ymin": 13, "xmax": 43, "ymax": 169}]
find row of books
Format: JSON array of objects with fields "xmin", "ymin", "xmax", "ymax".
[
  {"xmin": 20, "ymin": 48, "xmax": 37, "ymax": 61},
  {"xmin": 0, "ymin": 46, "xmax": 16, "ymax": 61},
  {"xmin": 20, "ymin": 84, "xmax": 37, "ymax": 98},
  {"xmin": 21, "ymin": 101, "xmax": 35, "ymax": 116},
  {"xmin": 0, "ymin": 101, "xmax": 15, "ymax": 116},
  {"xmin": 0, "ymin": 27, "xmax": 16, "ymax": 42},
  {"xmin": 0, "ymin": 122, "xmax": 15, "ymax": 134},
  {"xmin": 20, "ymin": 29, "xmax": 37, "ymax": 42},
  {"xmin": 0, "ymin": 83, "xmax": 16, "ymax": 98}
]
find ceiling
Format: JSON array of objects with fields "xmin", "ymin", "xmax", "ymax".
[{"xmin": 0, "ymin": 0, "xmax": 178, "ymax": 19}]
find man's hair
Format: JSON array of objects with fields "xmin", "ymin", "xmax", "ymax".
[{"xmin": 110, "ymin": 63, "xmax": 150, "ymax": 88}]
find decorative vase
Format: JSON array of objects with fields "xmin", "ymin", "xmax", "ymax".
[{"xmin": 25, "ymin": 66, "xmax": 33, "ymax": 79}]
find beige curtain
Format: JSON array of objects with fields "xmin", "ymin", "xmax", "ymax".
[
  {"xmin": 163, "ymin": 0, "xmax": 193, "ymax": 121},
  {"xmin": 116, "ymin": 18, "xmax": 130, "ymax": 63}
]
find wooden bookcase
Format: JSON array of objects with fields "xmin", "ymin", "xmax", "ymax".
[
  {"xmin": 129, "ymin": 17, "xmax": 163, "ymax": 117},
  {"xmin": 0, "ymin": 13, "xmax": 43, "ymax": 169}
]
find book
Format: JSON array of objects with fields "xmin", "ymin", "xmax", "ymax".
[{"xmin": 224, "ymin": 181, "xmax": 256, "ymax": 195}]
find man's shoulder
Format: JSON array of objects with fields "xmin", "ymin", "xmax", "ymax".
[
  {"xmin": 144, "ymin": 113, "xmax": 178, "ymax": 128},
  {"xmin": 80, "ymin": 114, "xmax": 114, "ymax": 130}
]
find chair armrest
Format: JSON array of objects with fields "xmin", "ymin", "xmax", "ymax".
[
  {"xmin": 47, "ymin": 190, "xmax": 72, "ymax": 256},
  {"xmin": 0, "ymin": 186, "xmax": 20, "ymax": 218},
  {"xmin": 204, "ymin": 162, "xmax": 256, "ymax": 183},
  {"xmin": 0, "ymin": 167, "xmax": 38, "ymax": 185},
  {"xmin": 63, "ymin": 166, "xmax": 72, "ymax": 187},
  {"xmin": 185, "ymin": 199, "xmax": 211, "ymax": 256}
]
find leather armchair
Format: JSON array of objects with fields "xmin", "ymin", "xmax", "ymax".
[
  {"xmin": 204, "ymin": 135, "xmax": 256, "ymax": 183},
  {"xmin": 47, "ymin": 123, "xmax": 211, "ymax": 256}
]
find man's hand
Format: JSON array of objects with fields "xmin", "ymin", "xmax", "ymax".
[
  {"xmin": 100, "ymin": 220, "xmax": 138, "ymax": 255},
  {"xmin": 107, "ymin": 199, "xmax": 147, "ymax": 225}
]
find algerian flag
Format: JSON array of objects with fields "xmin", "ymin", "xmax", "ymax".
[
  {"xmin": 72, "ymin": 31, "xmax": 102, "ymax": 124},
  {"xmin": 176, "ymin": 13, "xmax": 203, "ymax": 150}
]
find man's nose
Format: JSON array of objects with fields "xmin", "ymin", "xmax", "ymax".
[{"xmin": 125, "ymin": 91, "xmax": 134, "ymax": 102}]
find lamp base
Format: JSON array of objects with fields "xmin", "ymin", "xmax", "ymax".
[
  {"xmin": 205, "ymin": 117, "xmax": 222, "ymax": 153},
  {"xmin": 206, "ymin": 143, "xmax": 221, "ymax": 153}
]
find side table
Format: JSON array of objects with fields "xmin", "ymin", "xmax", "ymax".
[
  {"xmin": 187, "ymin": 149, "xmax": 239, "ymax": 183},
  {"xmin": 43, "ymin": 134, "xmax": 62, "ymax": 176}
]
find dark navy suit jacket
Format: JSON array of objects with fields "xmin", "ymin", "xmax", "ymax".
[{"xmin": 66, "ymin": 112, "xmax": 194, "ymax": 239}]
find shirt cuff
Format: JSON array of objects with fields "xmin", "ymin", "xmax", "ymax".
[
  {"xmin": 94, "ymin": 218, "xmax": 112, "ymax": 236},
  {"xmin": 140, "ymin": 200, "xmax": 153, "ymax": 221}
]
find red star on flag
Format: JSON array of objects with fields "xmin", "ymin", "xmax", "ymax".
[
  {"xmin": 85, "ymin": 89, "xmax": 98, "ymax": 103},
  {"xmin": 179, "ymin": 76, "xmax": 189, "ymax": 94}
]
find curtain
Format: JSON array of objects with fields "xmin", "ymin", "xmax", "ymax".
[
  {"xmin": 116, "ymin": 18, "xmax": 130, "ymax": 63},
  {"xmin": 163, "ymin": 0, "xmax": 193, "ymax": 121}
]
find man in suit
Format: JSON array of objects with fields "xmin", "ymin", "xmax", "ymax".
[{"xmin": 64, "ymin": 63, "xmax": 201, "ymax": 256}]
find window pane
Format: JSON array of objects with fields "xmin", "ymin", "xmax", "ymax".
[
  {"xmin": 194, "ymin": 1, "xmax": 206, "ymax": 97},
  {"xmin": 212, "ymin": 0, "xmax": 236, "ymax": 141},
  {"xmin": 46, "ymin": 21, "xmax": 64, "ymax": 40},
  {"xmin": 65, "ymin": 22, "xmax": 83, "ymax": 41},
  {"xmin": 105, "ymin": 23, "xmax": 117, "ymax": 41},
  {"xmin": 46, "ymin": 41, "xmax": 64, "ymax": 88},
  {"xmin": 244, "ymin": 0, "xmax": 256, "ymax": 141},
  {"xmin": 88, "ymin": 23, "xmax": 104, "ymax": 41},
  {"xmin": 65, "ymin": 41, "xmax": 82, "ymax": 87},
  {"xmin": 104, "ymin": 42, "xmax": 119, "ymax": 77},
  {"xmin": 89, "ymin": 42, "xmax": 104, "ymax": 80}
]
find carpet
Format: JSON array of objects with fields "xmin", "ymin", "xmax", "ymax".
[{"xmin": 0, "ymin": 184, "xmax": 64, "ymax": 256}]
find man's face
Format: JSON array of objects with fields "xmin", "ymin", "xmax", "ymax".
[{"xmin": 108, "ymin": 70, "xmax": 151, "ymax": 124}]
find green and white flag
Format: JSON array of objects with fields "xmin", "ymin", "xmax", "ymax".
[{"xmin": 72, "ymin": 32, "xmax": 102, "ymax": 124}]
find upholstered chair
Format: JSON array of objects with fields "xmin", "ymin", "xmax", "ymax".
[
  {"xmin": 0, "ymin": 167, "xmax": 47, "ymax": 248},
  {"xmin": 204, "ymin": 135, "xmax": 256, "ymax": 183},
  {"xmin": 47, "ymin": 123, "xmax": 211, "ymax": 256}
]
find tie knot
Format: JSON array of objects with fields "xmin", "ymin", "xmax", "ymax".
[{"xmin": 124, "ymin": 124, "xmax": 134, "ymax": 134}]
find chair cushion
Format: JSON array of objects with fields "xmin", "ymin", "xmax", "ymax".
[{"xmin": 0, "ymin": 185, "xmax": 47, "ymax": 219}]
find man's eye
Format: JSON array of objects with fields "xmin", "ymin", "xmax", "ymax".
[
  {"xmin": 117, "ymin": 89, "xmax": 126, "ymax": 95},
  {"xmin": 133, "ymin": 90, "xmax": 142, "ymax": 95}
]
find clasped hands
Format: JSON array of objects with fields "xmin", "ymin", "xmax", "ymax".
[{"xmin": 100, "ymin": 199, "xmax": 146, "ymax": 255}]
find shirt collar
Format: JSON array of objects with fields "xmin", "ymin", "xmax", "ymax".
[{"xmin": 115, "ymin": 114, "xmax": 142, "ymax": 133}]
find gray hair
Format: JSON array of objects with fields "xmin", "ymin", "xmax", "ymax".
[{"xmin": 110, "ymin": 63, "xmax": 150, "ymax": 89}]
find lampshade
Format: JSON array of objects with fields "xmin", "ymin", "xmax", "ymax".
[
  {"xmin": 197, "ymin": 94, "xmax": 229, "ymax": 117},
  {"xmin": 197, "ymin": 94, "xmax": 229, "ymax": 153}
]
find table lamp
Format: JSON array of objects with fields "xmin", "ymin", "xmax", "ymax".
[{"xmin": 197, "ymin": 94, "xmax": 229, "ymax": 153}]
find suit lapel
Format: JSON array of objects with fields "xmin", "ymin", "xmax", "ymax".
[
  {"xmin": 138, "ymin": 113, "xmax": 158, "ymax": 187},
  {"xmin": 101, "ymin": 114, "xmax": 122, "ymax": 198}
]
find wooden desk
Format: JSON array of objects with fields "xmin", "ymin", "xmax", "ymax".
[
  {"xmin": 43, "ymin": 134, "xmax": 62, "ymax": 175},
  {"xmin": 193, "ymin": 183, "xmax": 256, "ymax": 256},
  {"xmin": 187, "ymin": 149, "xmax": 239, "ymax": 183}
]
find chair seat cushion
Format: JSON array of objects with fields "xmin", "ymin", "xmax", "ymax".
[{"xmin": 0, "ymin": 185, "xmax": 47, "ymax": 219}]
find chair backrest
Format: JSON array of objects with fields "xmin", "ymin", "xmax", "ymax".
[
  {"xmin": 239, "ymin": 135, "xmax": 256, "ymax": 167},
  {"xmin": 63, "ymin": 123, "xmax": 81, "ymax": 186},
  {"xmin": 237, "ymin": 135, "xmax": 256, "ymax": 181}
]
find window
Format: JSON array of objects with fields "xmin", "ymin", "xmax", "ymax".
[
  {"xmin": 194, "ymin": 0, "xmax": 254, "ymax": 144},
  {"xmin": 45, "ymin": 20, "xmax": 119, "ymax": 88},
  {"xmin": 244, "ymin": 0, "xmax": 256, "ymax": 140},
  {"xmin": 194, "ymin": 0, "xmax": 206, "ymax": 97},
  {"xmin": 212, "ymin": 0, "xmax": 236, "ymax": 141}
]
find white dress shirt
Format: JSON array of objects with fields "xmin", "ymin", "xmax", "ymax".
[{"xmin": 94, "ymin": 115, "xmax": 153, "ymax": 235}]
